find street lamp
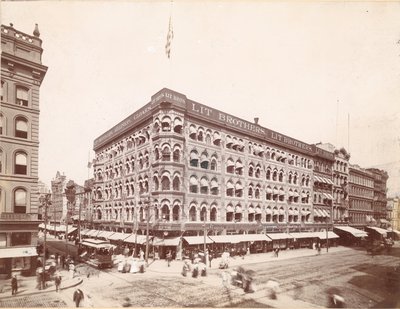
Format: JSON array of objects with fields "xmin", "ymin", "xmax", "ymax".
[
  {"xmin": 39, "ymin": 193, "xmax": 51, "ymax": 269},
  {"xmin": 64, "ymin": 181, "xmax": 76, "ymax": 254}
]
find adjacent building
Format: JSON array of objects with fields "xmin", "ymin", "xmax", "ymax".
[
  {"xmin": 317, "ymin": 144, "xmax": 351, "ymax": 223},
  {"xmin": 0, "ymin": 23, "xmax": 47, "ymax": 277},
  {"xmin": 387, "ymin": 197, "xmax": 399, "ymax": 231},
  {"xmin": 366, "ymin": 168, "xmax": 389, "ymax": 227},
  {"xmin": 348, "ymin": 164, "xmax": 374, "ymax": 228}
]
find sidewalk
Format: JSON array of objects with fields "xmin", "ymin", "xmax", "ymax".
[
  {"xmin": 146, "ymin": 245, "xmax": 351, "ymax": 274},
  {"xmin": 0, "ymin": 268, "xmax": 82, "ymax": 300}
]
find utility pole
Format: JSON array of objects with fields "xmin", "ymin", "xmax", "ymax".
[
  {"xmin": 39, "ymin": 193, "xmax": 51, "ymax": 270},
  {"xmin": 145, "ymin": 199, "xmax": 150, "ymax": 266},
  {"xmin": 64, "ymin": 181, "xmax": 76, "ymax": 255}
]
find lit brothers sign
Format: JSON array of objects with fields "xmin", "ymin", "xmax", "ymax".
[{"xmin": 189, "ymin": 101, "xmax": 313, "ymax": 154}]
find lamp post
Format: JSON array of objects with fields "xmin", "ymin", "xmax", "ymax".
[
  {"xmin": 64, "ymin": 181, "xmax": 76, "ymax": 255},
  {"xmin": 39, "ymin": 193, "xmax": 51, "ymax": 269}
]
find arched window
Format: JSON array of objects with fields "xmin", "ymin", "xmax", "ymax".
[
  {"xmin": 14, "ymin": 188, "xmax": 27, "ymax": 213},
  {"xmin": 161, "ymin": 204, "xmax": 170, "ymax": 221},
  {"xmin": 172, "ymin": 176, "xmax": 180, "ymax": 191},
  {"xmin": 197, "ymin": 129, "xmax": 204, "ymax": 142},
  {"xmin": 172, "ymin": 204, "xmax": 180, "ymax": 221},
  {"xmin": 161, "ymin": 175, "xmax": 170, "ymax": 191},
  {"xmin": 161, "ymin": 116, "xmax": 171, "ymax": 131},
  {"xmin": 248, "ymin": 164, "xmax": 254, "ymax": 177},
  {"xmin": 226, "ymin": 204, "xmax": 234, "ymax": 222},
  {"xmin": 189, "ymin": 176, "xmax": 198, "ymax": 193},
  {"xmin": 266, "ymin": 168, "xmax": 271, "ymax": 180},
  {"xmin": 0, "ymin": 81, "xmax": 4, "ymax": 101},
  {"xmin": 200, "ymin": 207, "xmax": 207, "ymax": 221},
  {"xmin": 278, "ymin": 171, "xmax": 284, "ymax": 182},
  {"xmin": 200, "ymin": 152, "xmax": 209, "ymax": 169},
  {"xmin": 210, "ymin": 207, "xmax": 217, "ymax": 221},
  {"xmin": 15, "ymin": 152, "xmax": 27, "ymax": 175},
  {"xmin": 210, "ymin": 157, "xmax": 217, "ymax": 171},
  {"xmin": 190, "ymin": 151, "xmax": 199, "ymax": 167},
  {"xmin": 97, "ymin": 209, "xmax": 102, "ymax": 220},
  {"xmin": 173, "ymin": 148, "xmax": 180, "ymax": 162},
  {"xmin": 189, "ymin": 206, "xmax": 197, "ymax": 221},
  {"xmin": 173, "ymin": 118, "xmax": 183, "ymax": 134},
  {"xmin": 162, "ymin": 146, "xmax": 171, "ymax": 161},
  {"xmin": 15, "ymin": 117, "xmax": 28, "ymax": 139},
  {"xmin": 200, "ymin": 177, "xmax": 209, "ymax": 194},
  {"xmin": 16, "ymin": 86, "xmax": 29, "ymax": 106}
]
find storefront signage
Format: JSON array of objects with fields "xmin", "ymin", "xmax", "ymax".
[
  {"xmin": 188, "ymin": 100, "xmax": 314, "ymax": 154},
  {"xmin": 94, "ymin": 101, "xmax": 154, "ymax": 149},
  {"xmin": 312, "ymin": 145, "xmax": 335, "ymax": 160}
]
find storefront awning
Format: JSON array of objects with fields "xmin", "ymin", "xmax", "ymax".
[
  {"xmin": 366, "ymin": 226, "xmax": 388, "ymax": 237},
  {"xmin": 0, "ymin": 246, "xmax": 38, "ymax": 259},
  {"xmin": 183, "ymin": 236, "xmax": 214, "ymax": 245},
  {"xmin": 235, "ymin": 162, "xmax": 243, "ymax": 169},
  {"xmin": 86, "ymin": 229, "xmax": 100, "ymax": 237},
  {"xmin": 334, "ymin": 225, "xmax": 368, "ymax": 238},
  {"xmin": 209, "ymin": 234, "xmax": 271, "ymax": 244},
  {"xmin": 97, "ymin": 231, "xmax": 115, "ymax": 239},
  {"xmin": 153, "ymin": 237, "xmax": 180, "ymax": 246},
  {"xmin": 290, "ymin": 232, "xmax": 318, "ymax": 239},
  {"xmin": 108, "ymin": 232, "xmax": 130, "ymax": 241},
  {"xmin": 124, "ymin": 234, "xmax": 149, "ymax": 244},
  {"xmin": 266, "ymin": 233, "xmax": 293, "ymax": 240},
  {"xmin": 80, "ymin": 229, "xmax": 90, "ymax": 236},
  {"xmin": 190, "ymin": 152, "xmax": 199, "ymax": 160},
  {"xmin": 314, "ymin": 231, "xmax": 339, "ymax": 240}
]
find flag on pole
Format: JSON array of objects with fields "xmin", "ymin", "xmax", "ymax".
[{"xmin": 165, "ymin": 16, "xmax": 174, "ymax": 59}]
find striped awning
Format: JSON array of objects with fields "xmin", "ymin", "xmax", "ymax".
[
  {"xmin": 334, "ymin": 225, "xmax": 368, "ymax": 237},
  {"xmin": 108, "ymin": 232, "xmax": 130, "ymax": 241},
  {"xmin": 183, "ymin": 236, "xmax": 214, "ymax": 245},
  {"xmin": 266, "ymin": 233, "xmax": 293, "ymax": 240}
]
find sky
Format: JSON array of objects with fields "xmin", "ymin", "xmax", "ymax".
[{"xmin": 2, "ymin": 1, "xmax": 400, "ymax": 196}]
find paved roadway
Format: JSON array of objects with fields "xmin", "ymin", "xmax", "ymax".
[{"xmin": 2, "ymin": 245, "xmax": 399, "ymax": 307}]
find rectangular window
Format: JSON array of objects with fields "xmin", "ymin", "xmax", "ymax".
[
  {"xmin": 16, "ymin": 88, "xmax": 29, "ymax": 106},
  {"xmin": 11, "ymin": 232, "xmax": 31, "ymax": 246},
  {"xmin": 0, "ymin": 233, "xmax": 6, "ymax": 247},
  {"xmin": 15, "ymin": 164, "xmax": 27, "ymax": 175}
]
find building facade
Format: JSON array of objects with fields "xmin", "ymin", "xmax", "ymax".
[
  {"xmin": 317, "ymin": 144, "xmax": 351, "ymax": 223},
  {"xmin": 366, "ymin": 168, "xmax": 389, "ymax": 226},
  {"xmin": 387, "ymin": 197, "xmax": 399, "ymax": 231},
  {"xmin": 348, "ymin": 164, "xmax": 374, "ymax": 228},
  {"xmin": 50, "ymin": 171, "xmax": 67, "ymax": 223},
  {"xmin": 90, "ymin": 88, "xmax": 348, "ymax": 239},
  {"xmin": 0, "ymin": 23, "xmax": 47, "ymax": 277}
]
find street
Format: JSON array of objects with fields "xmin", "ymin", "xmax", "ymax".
[{"xmin": 1, "ymin": 246, "xmax": 399, "ymax": 307}]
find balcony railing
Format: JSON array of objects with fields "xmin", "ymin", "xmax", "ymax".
[{"xmin": 0, "ymin": 212, "xmax": 38, "ymax": 221}]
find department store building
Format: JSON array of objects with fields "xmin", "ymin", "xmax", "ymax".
[{"xmin": 91, "ymin": 88, "xmax": 338, "ymax": 239}]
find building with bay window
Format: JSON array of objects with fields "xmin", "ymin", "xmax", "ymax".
[
  {"xmin": 90, "ymin": 88, "xmax": 343, "ymax": 241},
  {"xmin": 0, "ymin": 23, "xmax": 47, "ymax": 277}
]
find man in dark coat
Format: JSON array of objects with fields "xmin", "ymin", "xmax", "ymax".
[
  {"xmin": 73, "ymin": 288, "xmax": 84, "ymax": 307},
  {"xmin": 11, "ymin": 275, "xmax": 18, "ymax": 295}
]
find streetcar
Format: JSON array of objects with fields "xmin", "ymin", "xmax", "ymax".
[{"xmin": 78, "ymin": 239, "xmax": 116, "ymax": 269}]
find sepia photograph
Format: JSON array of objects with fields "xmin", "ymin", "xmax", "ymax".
[{"xmin": 0, "ymin": 0, "xmax": 400, "ymax": 308}]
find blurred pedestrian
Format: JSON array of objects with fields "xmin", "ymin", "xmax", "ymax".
[
  {"xmin": 166, "ymin": 251, "xmax": 172, "ymax": 267},
  {"xmin": 139, "ymin": 249, "xmax": 144, "ymax": 261},
  {"xmin": 317, "ymin": 243, "xmax": 321, "ymax": 255},
  {"xmin": 55, "ymin": 273, "xmax": 62, "ymax": 292},
  {"xmin": 11, "ymin": 275, "xmax": 18, "ymax": 295},
  {"xmin": 73, "ymin": 288, "xmax": 84, "ymax": 307},
  {"xmin": 209, "ymin": 252, "xmax": 213, "ymax": 268}
]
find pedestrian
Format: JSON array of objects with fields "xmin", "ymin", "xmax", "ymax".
[
  {"xmin": 166, "ymin": 251, "xmax": 172, "ymax": 267},
  {"xmin": 139, "ymin": 249, "xmax": 144, "ymax": 261},
  {"xmin": 209, "ymin": 252, "xmax": 213, "ymax": 268},
  {"xmin": 11, "ymin": 275, "xmax": 18, "ymax": 295},
  {"xmin": 276, "ymin": 248, "xmax": 280, "ymax": 257},
  {"xmin": 55, "ymin": 273, "xmax": 62, "ymax": 292},
  {"xmin": 69, "ymin": 262, "xmax": 75, "ymax": 279},
  {"xmin": 73, "ymin": 288, "xmax": 84, "ymax": 307},
  {"xmin": 317, "ymin": 243, "xmax": 321, "ymax": 255}
]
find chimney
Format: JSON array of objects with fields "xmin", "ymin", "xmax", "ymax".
[{"xmin": 254, "ymin": 117, "xmax": 259, "ymax": 125}]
